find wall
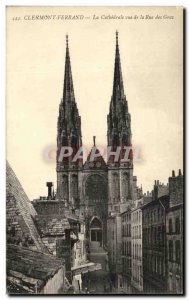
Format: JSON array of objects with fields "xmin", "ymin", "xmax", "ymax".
[
  {"xmin": 169, "ymin": 174, "xmax": 183, "ymax": 208},
  {"xmin": 120, "ymin": 209, "xmax": 132, "ymax": 293},
  {"xmin": 131, "ymin": 206, "xmax": 143, "ymax": 292},
  {"xmin": 142, "ymin": 199, "xmax": 167, "ymax": 294},
  {"xmin": 107, "ymin": 215, "xmax": 122, "ymax": 276},
  {"xmin": 42, "ymin": 267, "xmax": 65, "ymax": 294},
  {"xmin": 166, "ymin": 173, "xmax": 183, "ymax": 294},
  {"xmin": 166, "ymin": 207, "xmax": 183, "ymax": 294},
  {"xmin": 73, "ymin": 223, "xmax": 87, "ymax": 267},
  {"xmin": 33, "ymin": 200, "xmax": 65, "ymax": 215}
]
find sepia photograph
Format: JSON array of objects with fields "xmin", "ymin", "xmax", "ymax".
[{"xmin": 6, "ymin": 6, "xmax": 184, "ymax": 295}]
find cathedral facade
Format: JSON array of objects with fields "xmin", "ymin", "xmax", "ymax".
[{"xmin": 56, "ymin": 33, "xmax": 140, "ymax": 249}]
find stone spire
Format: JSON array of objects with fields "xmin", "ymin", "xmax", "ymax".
[
  {"xmin": 57, "ymin": 35, "xmax": 82, "ymax": 168},
  {"xmin": 112, "ymin": 31, "xmax": 125, "ymax": 101},
  {"xmin": 107, "ymin": 32, "xmax": 132, "ymax": 162},
  {"xmin": 63, "ymin": 34, "xmax": 75, "ymax": 102}
]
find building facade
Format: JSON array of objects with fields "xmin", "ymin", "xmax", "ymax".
[
  {"xmin": 131, "ymin": 199, "xmax": 143, "ymax": 292},
  {"xmin": 142, "ymin": 182, "xmax": 169, "ymax": 294},
  {"xmin": 55, "ymin": 32, "xmax": 139, "ymax": 253},
  {"xmin": 166, "ymin": 170, "xmax": 183, "ymax": 294},
  {"xmin": 117, "ymin": 208, "xmax": 132, "ymax": 293},
  {"xmin": 107, "ymin": 214, "xmax": 122, "ymax": 278}
]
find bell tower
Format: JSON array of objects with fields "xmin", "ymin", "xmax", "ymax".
[
  {"xmin": 56, "ymin": 35, "xmax": 83, "ymax": 208},
  {"xmin": 107, "ymin": 32, "xmax": 135, "ymax": 213}
]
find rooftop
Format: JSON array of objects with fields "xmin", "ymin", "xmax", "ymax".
[
  {"xmin": 7, "ymin": 244, "xmax": 64, "ymax": 294},
  {"xmin": 6, "ymin": 161, "xmax": 47, "ymax": 253},
  {"xmin": 34, "ymin": 215, "xmax": 70, "ymax": 237}
]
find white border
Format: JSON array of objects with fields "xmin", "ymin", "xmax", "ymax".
[{"xmin": 1, "ymin": 1, "xmax": 187, "ymax": 299}]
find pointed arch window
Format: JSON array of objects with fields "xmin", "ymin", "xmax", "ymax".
[
  {"xmin": 62, "ymin": 174, "xmax": 68, "ymax": 199},
  {"xmin": 122, "ymin": 172, "xmax": 129, "ymax": 199},
  {"xmin": 113, "ymin": 172, "xmax": 119, "ymax": 199},
  {"xmin": 71, "ymin": 174, "xmax": 78, "ymax": 199}
]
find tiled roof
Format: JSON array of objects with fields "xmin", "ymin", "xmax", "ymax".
[
  {"xmin": 6, "ymin": 161, "xmax": 47, "ymax": 252},
  {"xmin": 7, "ymin": 244, "xmax": 64, "ymax": 294},
  {"xmin": 35, "ymin": 215, "xmax": 70, "ymax": 236}
]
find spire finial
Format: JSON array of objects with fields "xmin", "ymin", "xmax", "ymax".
[
  {"xmin": 93, "ymin": 136, "xmax": 96, "ymax": 147},
  {"xmin": 66, "ymin": 34, "xmax": 69, "ymax": 48},
  {"xmin": 116, "ymin": 30, "xmax": 119, "ymax": 44},
  {"xmin": 112, "ymin": 30, "xmax": 124, "ymax": 100},
  {"xmin": 63, "ymin": 34, "xmax": 75, "ymax": 102}
]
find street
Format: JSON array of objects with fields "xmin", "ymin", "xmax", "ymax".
[{"xmin": 82, "ymin": 247, "xmax": 113, "ymax": 294}]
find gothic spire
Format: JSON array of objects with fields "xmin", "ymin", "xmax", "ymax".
[
  {"xmin": 57, "ymin": 34, "xmax": 82, "ymax": 166},
  {"xmin": 63, "ymin": 34, "xmax": 75, "ymax": 102},
  {"xmin": 107, "ymin": 32, "xmax": 132, "ymax": 154},
  {"xmin": 112, "ymin": 31, "xmax": 125, "ymax": 101}
]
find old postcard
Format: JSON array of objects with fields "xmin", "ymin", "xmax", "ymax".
[{"xmin": 6, "ymin": 6, "xmax": 184, "ymax": 295}]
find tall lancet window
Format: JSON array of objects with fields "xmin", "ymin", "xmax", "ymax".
[
  {"xmin": 62, "ymin": 174, "xmax": 68, "ymax": 200},
  {"xmin": 122, "ymin": 172, "xmax": 129, "ymax": 199},
  {"xmin": 71, "ymin": 174, "xmax": 78, "ymax": 199},
  {"xmin": 112, "ymin": 173, "xmax": 119, "ymax": 200}
]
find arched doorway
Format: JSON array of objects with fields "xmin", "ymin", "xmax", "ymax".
[
  {"xmin": 84, "ymin": 174, "xmax": 108, "ymax": 249},
  {"xmin": 90, "ymin": 217, "xmax": 103, "ymax": 248}
]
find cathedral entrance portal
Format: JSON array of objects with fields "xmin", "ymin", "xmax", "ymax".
[
  {"xmin": 84, "ymin": 174, "xmax": 108, "ymax": 249},
  {"xmin": 90, "ymin": 217, "xmax": 103, "ymax": 248}
]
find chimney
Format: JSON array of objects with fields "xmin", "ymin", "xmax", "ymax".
[
  {"xmin": 46, "ymin": 182, "xmax": 53, "ymax": 199},
  {"xmin": 179, "ymin": 169, "xmax": 182, "ymax": 176},
  {"xmin": 172, "ymin": 170, "xmax": 175, "ymax": 177}
]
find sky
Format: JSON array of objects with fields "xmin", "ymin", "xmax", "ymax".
[{"xmin": 6, "ymin": 6, "xmax": 183, "ymax": 200}]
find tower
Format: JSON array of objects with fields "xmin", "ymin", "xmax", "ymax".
[
  {"xmin": 107, "ymin": 31, "xmax": 135, "ymax": 213},
  {"xmin": 56, "ymin": 35, "xmax": 82, "ymax": 208},
  {"xmin": 55, "ymin": 32, "xmax": 138, "ymax": 249}
]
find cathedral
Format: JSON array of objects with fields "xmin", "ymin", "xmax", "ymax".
[{"xmin": 56, "ymin": 32, "xmax": 141, "ymax": 249}]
